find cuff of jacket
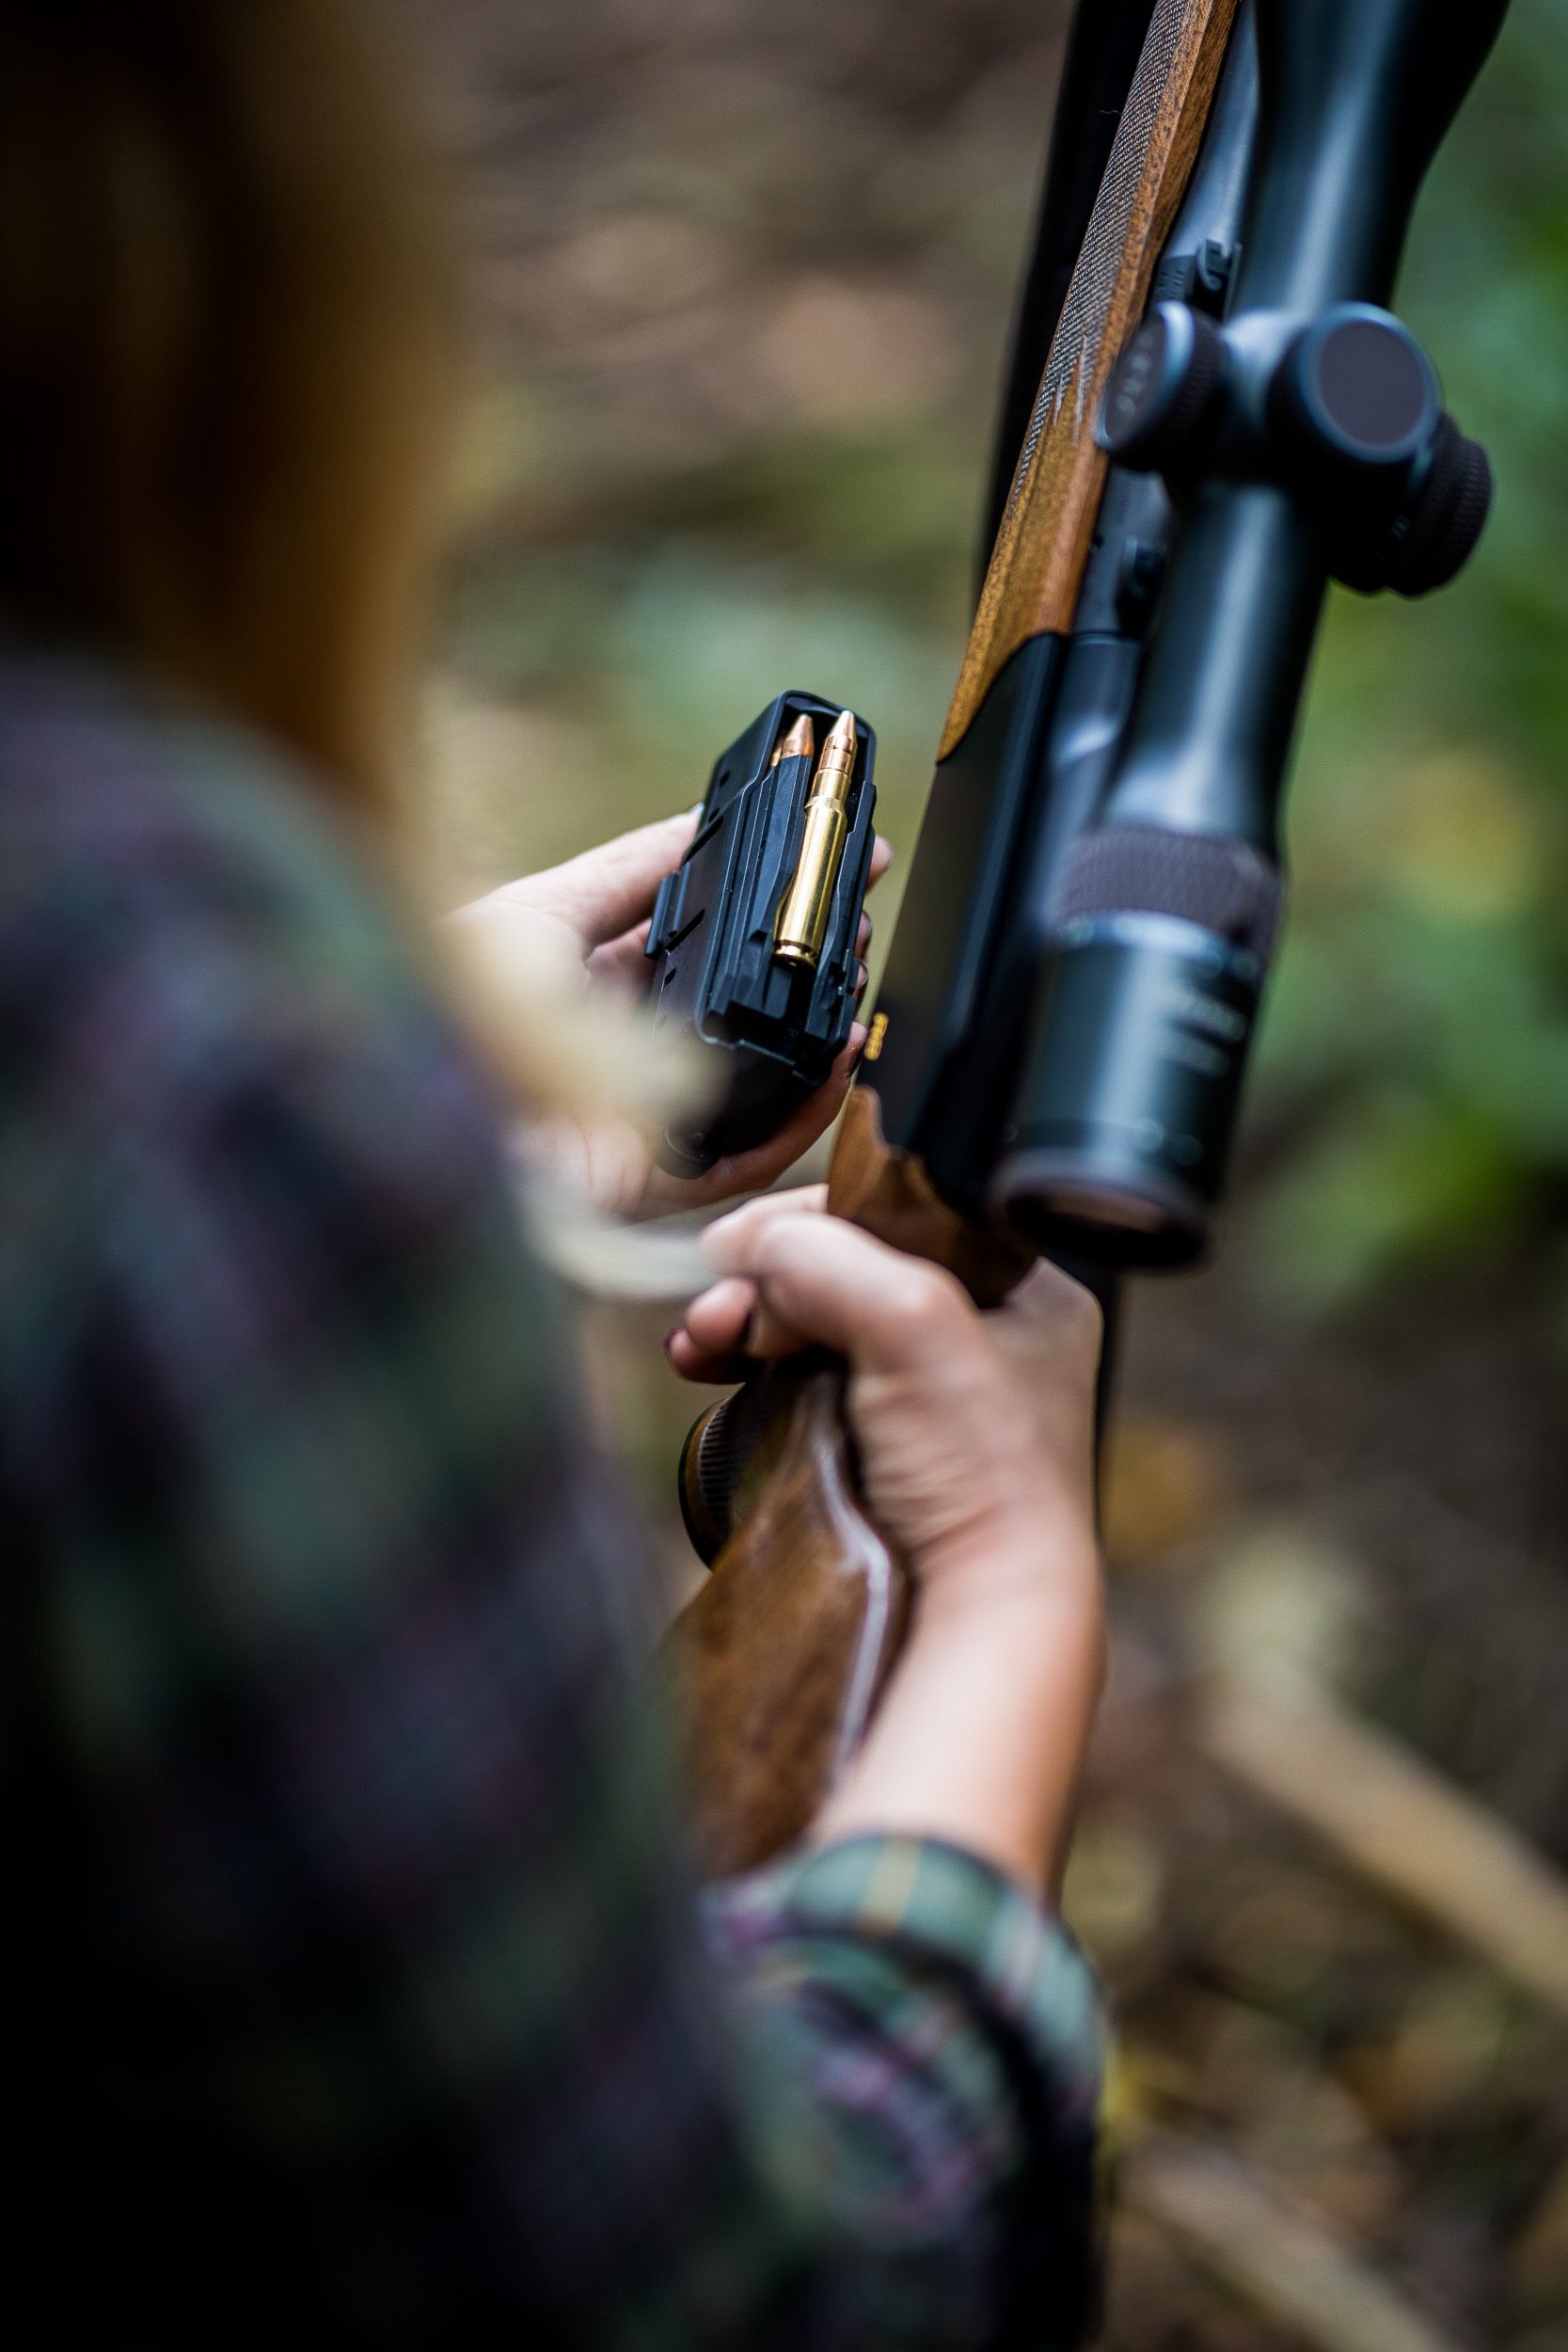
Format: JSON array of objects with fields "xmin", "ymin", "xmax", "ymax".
[{"xmin": 705, "ymin": 1831, "xmax": 1105, "ymax": 2138}]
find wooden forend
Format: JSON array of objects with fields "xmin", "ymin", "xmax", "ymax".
[{"xmin": 940, "ymin": 0, "xmax": 1238, "ymax": 759}]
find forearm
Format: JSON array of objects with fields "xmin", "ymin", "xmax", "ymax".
[
  {"xmin": 675, "ymin": 1200, "xmax": 1107, "ymax": 1895},
  {"xmin": 811, "ymin": 1550, "xmax": 1104, "ymax": 1898}
]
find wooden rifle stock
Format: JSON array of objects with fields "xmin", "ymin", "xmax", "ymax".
[
  {"xmin": 664, "ymin": 0, "xmax": 1239, "ymax": 1881},
  {"xmin": 665, "ymin": 1092, "xmax": 1026, "ymax": 1879}
]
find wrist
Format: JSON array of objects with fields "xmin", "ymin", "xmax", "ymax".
[
  {"xmin": 815, "ymin": 1566, "xmax": 1104, "ymax": 1893},
  {"xmin": 912, "ymin": 1564, "xmax": 1106, "ymax": 1713},
  {"xmin": 911, "ymin": 1510, "xmax": 1101, "ymax": 1628}
]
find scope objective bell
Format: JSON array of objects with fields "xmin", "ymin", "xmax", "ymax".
[{"xmin": 991, "ymin": 822, "xmax": 1283, "ymax": 1268}]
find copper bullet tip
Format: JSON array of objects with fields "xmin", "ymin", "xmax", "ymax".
[
  {"xmin": 813, "ymin": 708, "xmax": 856, "ymax": 786},
  {"xmin": 769, "ymin": 711, "xmax": 816, "ymax": 767}
]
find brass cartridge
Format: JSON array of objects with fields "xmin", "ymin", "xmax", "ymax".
[{"xmin": 774, "ymin": 709, "xmax": 856, "ymax": 970}]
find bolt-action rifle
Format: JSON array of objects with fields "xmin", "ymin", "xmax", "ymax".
[{"xmin": 664, "ymin": 0, "xmax": 1513, "ymax": 1878}]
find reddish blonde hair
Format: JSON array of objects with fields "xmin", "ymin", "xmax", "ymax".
[{"xmin": 0, "ymin": 0, "xmax": 451, "ymax": 803}]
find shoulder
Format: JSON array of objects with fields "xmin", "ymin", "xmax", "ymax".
[
  {"xmin": 0, "ymin": 656, "xmax": 538, "ymax": 1390},
  {"xmin": 0, "ymin": 652, "xmax": 409, "ymax": 1005},
  {"xmin": 0, "ymin": 652, "xmax": 495, "ymax": 1150}
]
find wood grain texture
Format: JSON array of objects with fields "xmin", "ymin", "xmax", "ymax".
[
  {"xmin": 664, "ymin": 1090, "xmax": 1028, "ymax": 1878},
  {"xmin": 825, "ymin": 1085, "xmax": 1028, "ymax": 1305},
  {"xmin": 664, "ymin": 1355, "xmax": 904, "ymax": 1879},
  {"xmin": 939, "ymin": 0, "xmax": 1238, "ymax": 759}
]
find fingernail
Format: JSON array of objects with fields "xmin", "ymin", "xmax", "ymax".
[
  {"xmin": 662, "ymin": 1327, "xmax": 681, "ymax": 1356},
  {"xmin": 849, "ymin": 1020, "xmax": 868, "ymax": 1057}
]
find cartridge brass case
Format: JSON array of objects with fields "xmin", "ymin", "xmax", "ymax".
[
  {"xmin": 774, "ymin": 798, "xmax": 848, "ymax": 968},
  {"xmin": 774, "ymin": 710, "xmax": 856, "ymax": 969}
]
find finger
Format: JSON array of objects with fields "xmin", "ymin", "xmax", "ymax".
[
  {"xmin": 669, "ymin": 1209, "xmax": 828, "ymax": 1375},
  {"xmin": 586, "ymin": 918, "xmax": 655, "ymax": 993},
  {"xmin": 868, "ymin": 834, "xmax": 894, "ymax": 888},
  {"xmin": 666, "ymin": 1274, "xmax": 759, "ymax": 1382},
  {"xmin": 520, "ymin": 810, "xmax": 701, "ymax": 947},
  {"xmin": 680, "ymin": 1273, "xmax": 758, "ymax": 1354},
  {"xmin": 665, "ymin": 1328, "xmax": 753, "ymax": 1385},
  {"xmin": 678, "ymin": 1259, "xmax": 813, "ymax": 1365},
  {"xmin": 639, "ymin": 1032, "xmax": 863, "ymax": 1215},
  {"xmin": 856, "ymin": 911, "xmax": 872, "ymax": 956},
  {"xmin": 691, "ymin": 1048, "xmax": 853, "ymax": 1200},
  {"xmin": 998, "ymin": 1258, "xmax": 1105, "ymax": 1372},
  {"xmin": 706, "ymin": 1211, "xmax": 977, "ymax": 1376},
  {"xmin": 701, "ymin": 1184, "xmax": 829, "ymax": 1260},
  {"xmin": 853, "ymin": 958, "xmax": 869, "ymax": 1001},
  {"xmin": 669, "ymin": 1213, "xmax": 836, "ymax": 1373}
]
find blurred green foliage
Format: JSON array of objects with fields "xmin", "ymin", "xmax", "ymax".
[
  {"xmin": 1252, "ymin": 0, "xmax": 1568, "ymax": 1314},
  {"xmin": 438, "ymin": 0, "xmax": 1568, "ymax": 1328}
]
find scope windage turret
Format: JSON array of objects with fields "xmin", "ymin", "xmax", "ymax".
[
  {"xmin": 990, "ymin": 0, "xmax": 1506, "ymax": 1270},
  {"xmin": 1099, "ymin": 296, "xmax": 1492, "ymax": 596}
]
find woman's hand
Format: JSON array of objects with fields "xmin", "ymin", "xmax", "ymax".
[
  {"xmin": 461, "ymin": 811, "xmax": 706, "ymax": 996},
  {"xmin": 672, "ymin": 1186, "xmax": 1101, "ymax": 1605},
  {"xmin": 456, "ymin": 813, "xmax": 891, "ymax": 1216},
  {"xmin": 669, "ymin": 1188, "xmax": 1105, "ymax": 1891}
]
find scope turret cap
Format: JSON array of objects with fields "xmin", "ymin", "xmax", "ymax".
[
  {"xmin": 1273, "ymin": 305, "xmax": 1440, "ymax": 472},
  {"xmin": 1097, "ymin": 302, "xmax": 1227, "ymax": 476}
]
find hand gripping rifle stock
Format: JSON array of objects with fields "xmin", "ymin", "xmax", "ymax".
[{"xmin": 664, "ymin": 0, "xmax": 1241, "ymax": 1881}]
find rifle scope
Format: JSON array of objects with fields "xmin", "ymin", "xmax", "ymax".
[{"xmin": 993, "ymin": 0, "xmax": 1508, "ymax": 1267}]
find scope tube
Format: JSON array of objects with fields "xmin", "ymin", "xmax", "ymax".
[{"xmin": 994, "ymin": 0, "xmax": 1512, "ymax": 1265}]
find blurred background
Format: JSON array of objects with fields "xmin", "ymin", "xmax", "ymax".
[{"xmin": 395, "ymin": 3, "xmax": 1568, "ymax": 2344}]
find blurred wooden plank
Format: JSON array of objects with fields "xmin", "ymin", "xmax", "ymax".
[
  {"xmin": 1125, "ymin": 2130, "xmax": 1472, "ymax": 2352},
  {"xmin": 1202, "ymin": 1669, "xmax": 1568, "ymax": 2019}
]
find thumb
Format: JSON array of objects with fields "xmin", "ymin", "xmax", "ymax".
[
  {"xmin": 705, "ymin": 1212, "xmax": 975, "ymax": 1375},
  {"xmin": 521, "ymin": 811, "xmax": 701, "ymax": 946}
]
